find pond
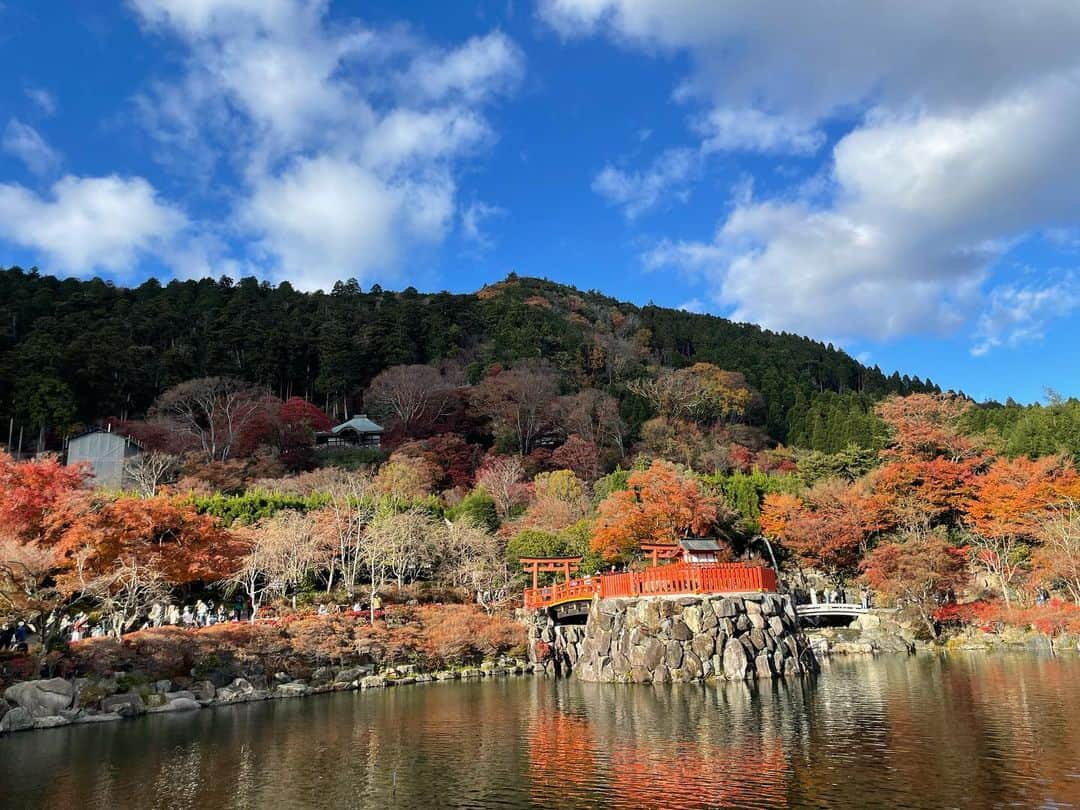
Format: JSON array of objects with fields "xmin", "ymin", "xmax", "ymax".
[{"xmin": 1, "ymin": 652, "xmax": 1078, "ymax": 808}]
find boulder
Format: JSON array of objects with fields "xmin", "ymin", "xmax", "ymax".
[
  {"xmin": 745, "ymin": 599, "xmax": 762, "ymax": 615},
  {"xmin": 683, "ymin": 651, "xmax": 703, "ymax": 679},
  {"xmin": 735, "ymin": 615, "xmax": 752, "ymax": 633},
  {"xmin": 682, "ymin": 606, "xmax": 704, "ymax": 634},
  {"xmin": 153, "ymin": 679, "xmax": 173, "ymax": 694},
  {"xmin": 642, "ymin": 637, "xmax": 665, "ymax": 670},
  {"xmin": 748, "ymin": 612, "xmax": 766, "ymax": 630},
  {"xmin": 310, "ymin": 667, "xmax": 335, "ymax": 685},
  {"xmin": 144, "ymin": 694, "xmax": 167, "ymax": 709},
  {"xmin": 216, "ymin": 678, "xmax": 256, "ymax": 703},
  {"xmin": 663, "ymin": 641, "xmax": 683, "ymax": 670},
  {"xmin": 361, "ymin": 675, "xmax": 388, "ymax": 689},
  {"xmin": 722, "ymin": 638, "xmax": 749, "ymax": 680},
  {"xmin": 701, "ymin": 610, "xmax": 718, "ymax": 631},
  {"xmin": 0, "ymin": 707, "xmax": 35, "ymax": 733},
  {"xmin": 5, "ymin": 678, "xmax": 76, "ymax": 718},
  {"xmin": 715, "ymin": 598, "xmax": 740, "ymax": 618},
  {"xmin": 691, "ymin": 634, "xmax": 715, "ymax": 661},
  {"xmin": 165, "ymin": 691, "xmax": 196, "ymax": 703},
  {"xmin": 148, "ymin": 698, "xmax": 201, "ymax": 714},
  {"xmin": 190, "ymin": 681, "xmax": 216, "ymax": 702},
  {"xmin": 335, "ymin": 667, "xmax": 364, "ymax": 684},
  {"xmin": 669, "ymin": 620, "xmax": 693, "ymax": 641},
  {"xmin": 755, "ymin": 653, "xmax": 774, "ymax": 679},
  {"xmin": 102, "ymin": 693, "xmax": 145, "ymax": 717},
  {"xmin": 768, "ymin": 617, "xmax": 785, "ymax": 636}
]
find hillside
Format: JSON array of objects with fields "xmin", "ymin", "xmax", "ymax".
[{"xmin": 0, "ymin": 267, "xmax": 940, "ymax": 450}]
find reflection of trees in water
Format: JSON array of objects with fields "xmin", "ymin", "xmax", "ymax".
[{"xmin": 526, "ymin": 678, "xmax": 801, "ymax": 808}]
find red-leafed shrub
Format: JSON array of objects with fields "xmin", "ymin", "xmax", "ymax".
[{"xmin": 64, "ymin": 604, "xmax": 526, "ymax": 681}]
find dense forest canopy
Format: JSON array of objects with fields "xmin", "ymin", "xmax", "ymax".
[{"xmin": 0, "ymin": 266, "xmax": 941, "ymax": 451}]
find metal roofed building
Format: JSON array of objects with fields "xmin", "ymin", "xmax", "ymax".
[
  {"xmin": 314, "ymin": 414, "xmax": 384, "ymax": 449},
  {"xmin": 65, "ymin": 427, "xmax": 142, "ymax": 490}
]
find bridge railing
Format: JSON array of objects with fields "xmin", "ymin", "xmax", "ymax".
[{"xmin": 523, "ymin": 562, "xmax": 778, "ymax": 611}]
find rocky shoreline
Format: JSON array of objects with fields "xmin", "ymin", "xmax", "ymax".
[{"xmin": 0, "ymin": 658, "xmax": 536, "ymax": 735}]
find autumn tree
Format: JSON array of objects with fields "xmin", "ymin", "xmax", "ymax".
[
  {"xmin": 43, "ymin": 493, "xmax": 244, "ymax": 623},
  {"xmin": 0, "ymin": 530, "xmax": 66, "ymax": 647},
  {"xmin": 552, "ymin": 389, "xmax": 627, "ymax": 456},
  {"xmin": 312, "ymin": 472, "xmax": 376, "ymax": 593},
  {"xmin": 0, "ymin": 452, "xmax": 87, "ymax": 540},
  {"xmin": 860, "ymin": 529, "xmax": 967, "ymax": 639},
  {"xmin": 364, "ymin": 364, "xmax": 458, "ymax": 433},
  {"xmin": 124, "ymin": 451, "xmax": 181, "ymax": 497},
  {"xmin": 438, "ymin": 518, "xmax": 511, "ymax": 608},
  {"xmin": 592, "ymin": 460, "xmax": 721, "ymax": 559},
  {"xmin": 551, "ymin": 435, "xmax": 603, "ymax": 483},
  {"xmin": 761, "ymin": 479, "xmax": 889, "ymax": 583},
  {"xmin": 365, "ymin": 507, "xmax": 442, "ymax": 590},
  {"xmin": 373, "ymin": 455, "xmax": 437, "ymax": 500},
  {"xmin": 876, "ymin": 393, "xmax": 978, "ymax": 461},
  {"xmin": 149, "ymin": 376, "xmax": 268, "ymax": 462},
  {"xmin": 470, "ymin": 360, "xmax": 559, "ymax": 455},
  {"xmin": 520, "ymin": 469, "xmax": 592, "ymax": 532},
  {"xmin": 392, "ymin": 434, "xmax": 484, "ymax": 490},
  {"xmin": 964, "ymin": 455, "xmax": 1078, "ymax": 607},
  {"xmin": 868, "ymin": 456, "xmax": 979, "ymax": 531},
  {"xmin": 83, "ymin": 556, "xmax": 169, "ymax": 638},
  {"xmin": 628, "ymin": 363, "xmax": 755, "ymax": 426},
  {"xmin": 476, "ymin": 455, "xmax": 529, "ymax": 519},
  {"xmin": 230, "ymin": 511, "xmax": 328, "ymax": 618},
  {"xmin": 1033, "ymin": 499, "xmax": 1080, "ymax": 603}
]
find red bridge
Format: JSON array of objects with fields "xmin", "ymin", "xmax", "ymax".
[{"xmin": 523, "ymin": 562, "xmax": 779, "ymax": 612}]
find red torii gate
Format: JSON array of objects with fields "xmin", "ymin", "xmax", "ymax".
[
  {"xmin": 639, "ymin": 543, "xmax": 682, "ymax": 567},
  {"xmin": 519, "ymin": 556, "xmax": 583, "ymax": 589}
]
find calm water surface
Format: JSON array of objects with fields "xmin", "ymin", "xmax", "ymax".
[{"xmin": 1, "ymin": 653, "xmax": 1078, "ymax": 809}]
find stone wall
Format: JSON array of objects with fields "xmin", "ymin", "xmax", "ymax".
[{"xmin": 570, "ymin": 593, "xmax": 816, "ymax": 683}]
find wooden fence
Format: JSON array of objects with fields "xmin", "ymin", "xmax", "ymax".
[{"xmin": 523, "ymin": 563, "xmax": 778, "ymax": 611}]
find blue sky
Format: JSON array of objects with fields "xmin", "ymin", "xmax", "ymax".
[{"xmin": 2, "ymin": 1, "xmax": 1080, "ymax": 403}]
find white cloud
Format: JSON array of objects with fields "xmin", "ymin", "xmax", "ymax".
[
  {"xmin": 972, "ymin": 273, "xmax": 1080, "ymax": 356},
  {"xmin": 399, "ymin": 32, "xmax": 524, "ymax": 104},
  {"xmin": 461, "ymin": 200, "xmax": 506, "ymax": 249},
  {"xmin": 0, "ymin": 175, "xmax": 186, "ymax": 274},
  {"xmin": 539, "ymin": 1, "xmax": 1080, "ymax": 117},
  {"xmin": 24, "ymin": 87, "xmax": 57, "ymax": 116},
  {"xmin": 2, "ymin": 119, "xmax": 61, "ymax": 175},
  {"xmin": 544, "ymin": 0, "xmax": 1080, "ymax": 349},
  {"xmin": 694, "ymin": 108, "xmax": 823, "ymax": 156},
  {"xmin": 592, "ymin": 147, "xmax": 698, "ymax": 219},
  {"xmin": 130, "ymin": 0, "xmax": 522, "ymax": 289},
  {"xmin": 242, "ymin": 155, "xmax": 453, "ymax": 291},
  {"xmin": 678, "ymin": 297, "xmax": 704, "ymax": 313}
]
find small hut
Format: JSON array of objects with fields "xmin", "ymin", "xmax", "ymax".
[{"xmin": 314, "ymin": 414, "xmax": 384, "ymax": 450}]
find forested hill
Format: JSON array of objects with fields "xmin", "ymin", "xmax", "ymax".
[{"xmin": 0, "ymin": 266, "xmax": 940, "ymax": 448}]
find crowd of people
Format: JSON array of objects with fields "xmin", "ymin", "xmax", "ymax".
[{"xmin": 792, "ymin": 584, "xmax": 874, "ymax": 608}]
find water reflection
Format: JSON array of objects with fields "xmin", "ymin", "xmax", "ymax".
[{"xmin": 1, "ymin": 654, "xmax": 1078, "ymax": 809}]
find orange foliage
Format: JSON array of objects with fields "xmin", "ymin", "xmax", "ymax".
[
  {"xmin": 66, "ymin": 604, "xmax": 525, "ymax": 679},
  {"xmin": 761, "ymin": 479, "xmax": 890, "ymax": 581},
  {"xmin": 965, "ymin": 455, "xmax": 1079, "ymax": 540},
  {"xmin": 0, "ymin": 452, "xmax": 87, "ymax": 540},
  {"xmin": 934, "ymin": 598, "xmax": 1080, "ymax": 637},
  {"xmin": 591, "ymin": 460, "xmax": 720, "ymax": 559},
  {"xmin": 876, "ymin": 393, "xmax": 977, "ymax": 461},
  {"xmin": 869, "ymin": 457, "xmax": 980, "ymax": 528},
  {"xmin": 42, "ymin": 493, "xmax": 244, "ymax": 591}
]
